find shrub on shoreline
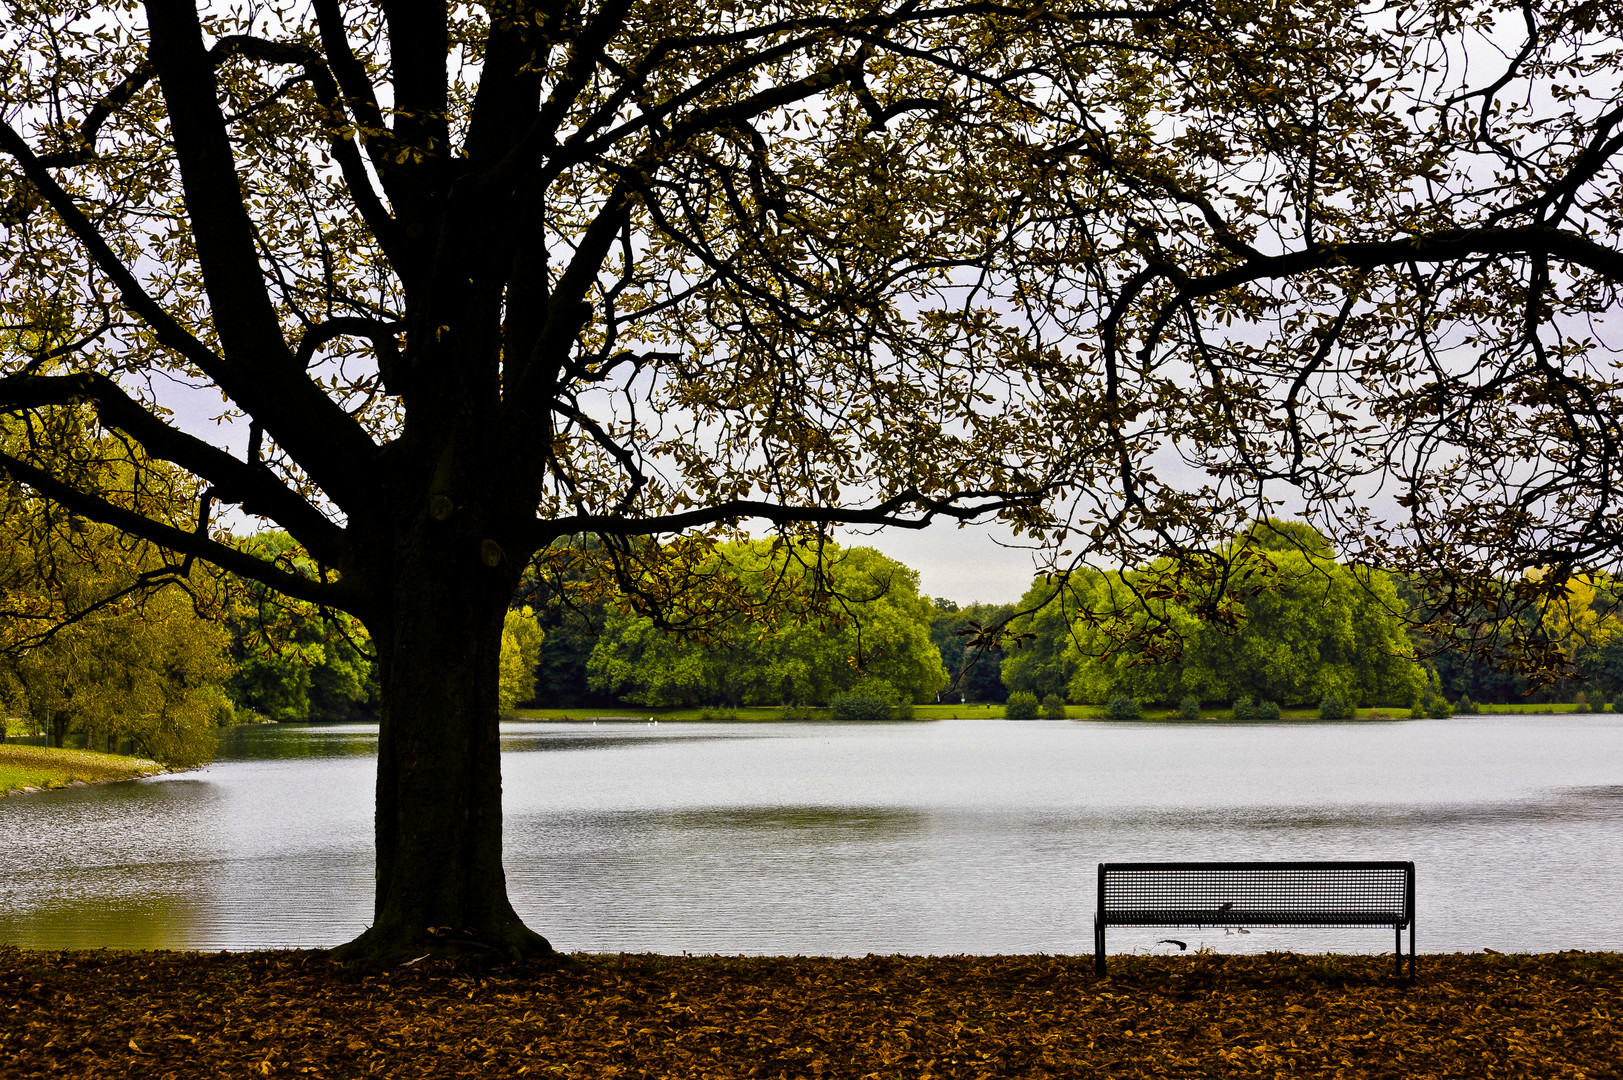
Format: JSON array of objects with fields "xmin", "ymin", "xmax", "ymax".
[{"xmin": 1004, "ymin": 691, "xmax": 1039, "ymax": 720}]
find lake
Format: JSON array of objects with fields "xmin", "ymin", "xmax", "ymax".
[{"xmin": 2, "ymin": 716, "xmax": 1620, "ymax": 956}]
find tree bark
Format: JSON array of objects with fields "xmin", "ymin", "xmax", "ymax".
[{"xmin": 329, "ymin": 515, "xmax": 551, "ymax": 966}]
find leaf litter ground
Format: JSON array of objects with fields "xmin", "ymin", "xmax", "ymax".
[{"xmin": 1, "ymin": 949, "xmax": 1618, "ymax": 1078}]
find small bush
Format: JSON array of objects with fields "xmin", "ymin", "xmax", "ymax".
[
  {"xmin": 1455, "ymin": 694, "xmax": 1476, "ymax": 715},
  {"xmin": 1320, "ymin": 694, "xmax": 1355, "ymax": 721},
  {"xmin": 829, "ymin": 694, "xmax": 892, "ymax": 722},
  {"xmin": 894, "ymin": 700, "xmax": 916, "ymax": 721},
  {"xmin": 1232, "ymin": 696, "xmax": 1256, "ymax": 721},
  {"xmin": 1256, "ymin": 699, "xmax": 1282, "ymax": 721},
  {"xmin": 1004, "ymin": 691, "xmax": 1040, "ymax": 720},
  {"xmin": 1573, "ymin": 691, "xmax": 1591, "ymax": 713},
  {"xmin": 1178, "ymin": 696, "xmax": 1201, "ymax": 722},
  {"xmin": 1040, "ymin": 693, "xmax": 1068, "ymax": 719},
  {"xmin": 777, "ymin": 704, "xmax": 816, "ymax": 721},
  {"xmin": 1423, "ymin": 691, "xmax": 1452, "ymax": 718},
  {"xmin": 698, "ymin": 706, "xmax": 738, "ymax": 721},
  {"xmin": 1105, "ymin": 693, "xmax": 1141, "ymax": 721}
]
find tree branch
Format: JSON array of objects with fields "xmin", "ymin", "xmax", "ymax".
[
  {"xmin": 0, "ymin": 372, "xmax": 345, "ymax": 562},
  {"xmin": 0, "ymin": 449, "xmax": 358, "ymax": 611}
]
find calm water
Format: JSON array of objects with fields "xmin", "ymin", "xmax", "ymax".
[{"xmin": 2, "ymin": 716, "xmax": 1621, "ymax": 956}]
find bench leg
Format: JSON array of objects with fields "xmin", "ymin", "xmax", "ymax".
[
  {"xmin": 1395, "ymin": 926, "xmax": 1401, "ymax": 979},
  {"xmin": 1409, "ymin": 920, "xmax": 1416, "ymax": 982},
  {"xmin": 1095, "ymin": 915, "xmax": 1106, "ymax": 978}
]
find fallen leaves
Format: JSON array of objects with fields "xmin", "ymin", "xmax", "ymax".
[{"xmin": 0, "ymin": 948, "xmax": 1618, "ymax": 1078}]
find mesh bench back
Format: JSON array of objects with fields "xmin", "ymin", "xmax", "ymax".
[{"xmin": 1099, "ymin": 861, "xmax": 1414, "ymax": 928}]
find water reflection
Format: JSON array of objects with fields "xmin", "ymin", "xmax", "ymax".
[
  {"xmin": 2, "ymin": 717, "xmax": 1621, "ymax": 955},
  {"xmin": 217, "ymin": 723, "xmax": 379, "ymax": 759}
]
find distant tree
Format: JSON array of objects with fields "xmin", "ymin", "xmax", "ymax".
[
  {"xmin": 224, "ymin": 532, "xmax": 375, "ymax": 722},
  {"xmin": 999, "ymin": 578, "xmax": 1087, "ymax": 702},
  {"xmin": 588, "ymin": 543, "xmax": 945, "ymax": 707},
  {"xmin": 929, "ymin": 600, "xmax": 1013, "ymax": 703},
  {"xmin": 1003, "ymin": 691, "xmax": 1039, "ymax": 721},
  {"xmin": 497, "ymin": 607, "xmax": 544, "ymax": 715},
  {"xmin": 1064, "ymin": 523, "xmax": 1426, "ymax": 708},
  {"xmin": 0, "ymin": 422, "xmax": 231, "ymax": 764},
  {"xmin": 1105, "ymin": 693, "xmax": 1140, "ymax": 721}
]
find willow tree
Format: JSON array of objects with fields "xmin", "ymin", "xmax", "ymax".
[{"xmin": 9, "ymin": 0, "xmax": 1361, "ymax": 962}]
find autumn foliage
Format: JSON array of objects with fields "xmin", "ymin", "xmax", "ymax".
[{"xmin": 1, "ymin": 948, "xmax": 1617, "ymax": 1079}]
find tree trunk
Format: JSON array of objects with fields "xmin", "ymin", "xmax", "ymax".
[{"xmin": 330, "ymin": 534, "xmax": 552, "ymax": 966}]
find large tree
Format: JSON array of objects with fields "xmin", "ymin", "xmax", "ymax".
[
  {"xmin": 7, "ymin": 0, "xmax": 1310, "ymax": 962},
  {"xmin": 8, "ymin": 0, "xmax": 1620, "ymax": 964}
]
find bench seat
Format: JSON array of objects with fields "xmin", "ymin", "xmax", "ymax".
[{"xmin": 1095, "ymin": 860, "xmax": 1415, "ymax": 978}]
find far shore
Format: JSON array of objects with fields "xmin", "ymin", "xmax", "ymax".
[
  {"xmin": 507, "ymin": 701, "xmax": 1610, "ymax": 723},
  {"xmin": 0, "ymin": 744, "xmax": 170, "ymax": 797}
]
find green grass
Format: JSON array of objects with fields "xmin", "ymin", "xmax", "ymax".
[
  {"xmin": 509, "ymin": 700, "xmax": 1609, "ymax": 723},
  {"xmin": 0, "ymin": 744, "xmax": 166, "ymax": 795}
]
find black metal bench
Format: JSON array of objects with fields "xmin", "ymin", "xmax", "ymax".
[{"xmin": 1095, "ymin": 860, "xmax": 1415, "ymax": 978}]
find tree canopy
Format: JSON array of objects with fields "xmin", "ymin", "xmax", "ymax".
[
  {"xmin": 588, "ymin": 542, "xmax": 945, "ymax": 707},
  {"xmin": 224, "ymin": 531, "xmax": 376, "ymax": 723},
  {"xmin": 0, "ymin": 416, "xmax": 232, "ymax": 764},
  {"xmin": 1054, "ymin": 525, "xmax": 1427, "ymax": 707}
]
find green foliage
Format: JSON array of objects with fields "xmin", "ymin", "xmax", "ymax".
[
  {"xmin": 1414, "ymin": 670, "xmax": 1452, "ymax": 718},
  {"xmin": 777, "ymin": 704, "xmax": 817, "ymax": 721},
  {"xmin": 1256, "ymin": 699, "xmax": 1282, "ymax": 721},
  {"xmin": 1062, "ymin": 521, "xmax": 1426, "ymax": 708},
  {"xmin": 588, "ymin": 542, "xmax": 945, "ymax": 707},
  {"xmin": 930, "ymin": 599, "xmax": 1014, "ymax": 702},
  {"xmin": 1455, "ymin": 694, "xmax": 1477, "ymax": 714},
  {"xmin": 1106, "ymin": 694, "xmax": 1141, "ymax": 721},
  {"xmin": 223, "ymin": 532, "xmax": 374, "ymax": 723},
  {"xmin": 1178, "ymin": 696, "xmax": 1201, "ymax": 722},
  {"xmin": 829, "ymin": 694, "xmax": 891, "ymax": 723},
  {"xmin": 999, "ymin": 579, "xmax": 1085, "ymax": 701},
  {"xmin": 1003, "ymin": 691, "xmax": 1040, "ymax": 720},
  {"xmin": 0, "ymin": 422, "xmax": 233, "ymax": 767},
  {"xmin": 1232, "ymin": 696, "xmax": 1257, "ymax": 721},
  {"xmin": 1319, "ymin": 694, "xmax": 1355, "ymax": 721},
  {"xmin": 1572, "ymin": 691, "xmax": 1591, "ymax": 713},
  {"xmin": 498, "ymin": 608, "xmax": 546, "ymax": 715},
  {"xmin": 1040, "ymin": 693, "xmax": 1067, "ymax": 719}
]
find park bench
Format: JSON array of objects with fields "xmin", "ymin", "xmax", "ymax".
[{"xmin": 1095, "ymin": 860, "xmax": 1415, "ymax": 979}]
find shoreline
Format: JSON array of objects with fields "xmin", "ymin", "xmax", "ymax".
[
  {"xmin": 503, "ymin": 706, "xmax": 1600, "ymax": 724},
  {"xmin": 0, "ymin": 743, "xmax": 170, "ymax": 797}
]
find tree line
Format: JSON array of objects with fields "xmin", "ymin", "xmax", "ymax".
[{"xmin": 13, "ymin": 513, "xmax": 1623, "ymax": 765}]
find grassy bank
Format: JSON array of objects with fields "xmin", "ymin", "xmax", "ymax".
[
  {"xmin": 0, "ymin": 949, "xmax": 1616, "ymax": 1078},
  {"xmin": 509, "ymin": 702, "xmax": 1600, "ymax": 723},
  {"xmin": 0, "ymin": 743, "xmax": 167, "ymax": 796}
]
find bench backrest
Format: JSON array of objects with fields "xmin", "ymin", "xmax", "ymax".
[{"xmin": 1098, "ymin": 861, "xmax": 1414, "ymax": 928}]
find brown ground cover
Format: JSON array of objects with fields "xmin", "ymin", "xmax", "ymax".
[{"xmin": 0, "ymin": 948, "xmax": 1617, "ymax": 1079}]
